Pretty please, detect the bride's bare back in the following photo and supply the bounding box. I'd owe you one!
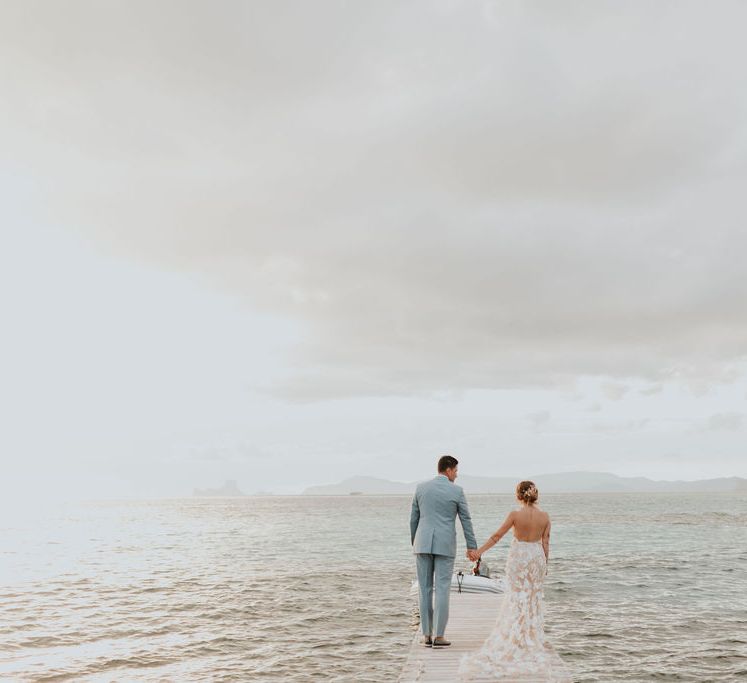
[512,505,550,542]
[478,505,552,560]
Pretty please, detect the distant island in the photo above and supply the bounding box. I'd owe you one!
[191,480,277,496]
[302,471,747,495]
[193,479,247,497]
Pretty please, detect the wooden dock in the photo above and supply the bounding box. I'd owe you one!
[399,589,503,682]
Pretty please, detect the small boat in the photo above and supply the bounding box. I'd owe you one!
[410,561,505,596]
[450,570,504,594]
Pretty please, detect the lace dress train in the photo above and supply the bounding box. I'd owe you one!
[458,539,571,682]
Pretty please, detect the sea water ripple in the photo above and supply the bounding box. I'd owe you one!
[1,493,746,681]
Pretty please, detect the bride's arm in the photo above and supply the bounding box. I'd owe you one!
[542,517,551,562]
[476,511,514,557]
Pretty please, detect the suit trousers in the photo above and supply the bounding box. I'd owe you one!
[415,553,455,637]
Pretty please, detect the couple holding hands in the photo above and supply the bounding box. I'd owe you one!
[409,455,570,681]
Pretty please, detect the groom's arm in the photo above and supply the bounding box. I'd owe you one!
[409,492,420,545]
[457,488,477,550]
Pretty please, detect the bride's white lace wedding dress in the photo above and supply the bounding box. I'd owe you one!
[458,539,571,682]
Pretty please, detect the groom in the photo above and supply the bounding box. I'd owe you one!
[410,455,478,648]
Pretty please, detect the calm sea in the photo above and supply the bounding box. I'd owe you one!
[1,493,746,681]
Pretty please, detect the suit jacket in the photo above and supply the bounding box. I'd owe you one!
[410,474,477,557]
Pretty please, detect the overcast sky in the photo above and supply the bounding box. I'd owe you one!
[2,1,746,500]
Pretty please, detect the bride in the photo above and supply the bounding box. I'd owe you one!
[458,481,571,682]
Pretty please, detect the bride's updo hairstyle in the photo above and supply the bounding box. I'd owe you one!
[516,480,539,505]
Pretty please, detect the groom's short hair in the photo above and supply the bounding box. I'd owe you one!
[437,455,458,472]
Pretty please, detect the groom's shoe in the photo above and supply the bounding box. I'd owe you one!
[432,637,451,648]
[422,636,432,647]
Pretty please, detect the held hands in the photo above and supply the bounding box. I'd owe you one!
[466,548,481,562]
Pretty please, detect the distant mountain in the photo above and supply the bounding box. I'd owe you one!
[302,471,747,495]
[193,479,247,497]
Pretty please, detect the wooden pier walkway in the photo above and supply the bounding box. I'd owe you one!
[399,589,503,682]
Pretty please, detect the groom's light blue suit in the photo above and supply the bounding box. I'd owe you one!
[410,474,477,638]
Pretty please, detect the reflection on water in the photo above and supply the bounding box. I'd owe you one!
[1,493,746,681]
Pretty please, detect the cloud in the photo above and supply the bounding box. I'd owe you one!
[3,2,747,399]
[590,418,651,434]
[706,412,744,431]
[639,384,664,396]
[601,383,630,401]
[526,410,551,432]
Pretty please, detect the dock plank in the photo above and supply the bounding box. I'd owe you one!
[399,590,503,682]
